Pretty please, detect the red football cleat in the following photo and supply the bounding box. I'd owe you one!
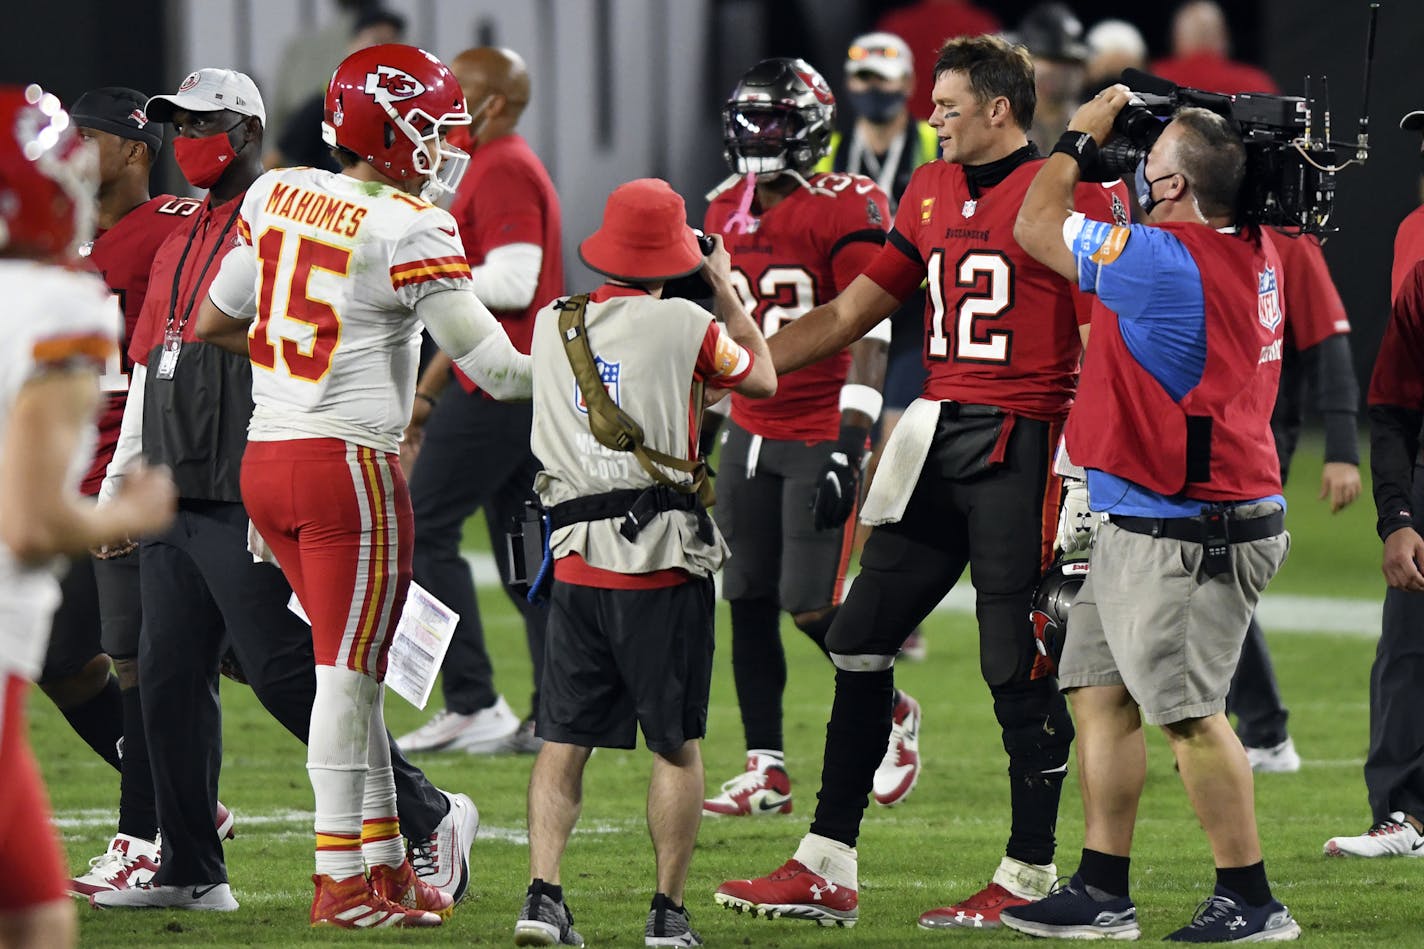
[715,859,858,927]
[370,860,454,919]
[310,873,442,929]
[918,881,1030,930]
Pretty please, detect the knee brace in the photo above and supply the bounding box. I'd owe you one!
[992,678,1074,777]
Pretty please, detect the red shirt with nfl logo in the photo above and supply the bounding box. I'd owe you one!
[706,171,891,442]
[864,151,1130,420]
[81,194,201,495]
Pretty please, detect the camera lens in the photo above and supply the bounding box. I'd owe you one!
[1114,105,1164,147]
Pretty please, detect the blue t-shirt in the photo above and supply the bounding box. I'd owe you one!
[1069,217,1284,516]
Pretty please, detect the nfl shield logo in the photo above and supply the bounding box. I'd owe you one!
[1257,266,1282,333]
[575,356,621,413]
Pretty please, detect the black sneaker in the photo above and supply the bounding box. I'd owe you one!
[1165,885,1301,942]
[514,882,584,947]
[999,873,1140,940]
[645,893,702,947]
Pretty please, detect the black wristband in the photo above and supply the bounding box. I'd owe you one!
[1051,130,1099,173]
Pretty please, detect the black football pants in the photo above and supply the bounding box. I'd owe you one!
[138,501,446,886]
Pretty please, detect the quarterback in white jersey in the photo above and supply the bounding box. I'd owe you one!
[0,84,175,948]
[195,45,529,928]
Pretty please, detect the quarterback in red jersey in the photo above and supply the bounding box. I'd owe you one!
[699,57,914,822]
[714,35,1130,931]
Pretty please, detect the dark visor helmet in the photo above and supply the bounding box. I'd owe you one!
[722,57,836,176]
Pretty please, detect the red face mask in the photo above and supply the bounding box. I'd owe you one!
[173,132,239,189]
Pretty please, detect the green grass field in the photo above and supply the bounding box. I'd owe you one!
[34,436,1424,946]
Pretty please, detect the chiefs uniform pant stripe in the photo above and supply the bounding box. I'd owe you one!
[350,447,397,676]
[366,450,402,675]
[340,445,376,671]
[1037,420,1065,572]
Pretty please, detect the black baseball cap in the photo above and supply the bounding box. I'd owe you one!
[70,87,164,152]
[1402,110,1424,132]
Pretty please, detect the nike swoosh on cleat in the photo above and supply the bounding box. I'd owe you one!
[1412,838,1424,851]
[191,884,220,899]
[756,796,791,812]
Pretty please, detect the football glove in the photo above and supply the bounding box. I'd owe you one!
[812,424,868,531]
[1056,477,1098,555]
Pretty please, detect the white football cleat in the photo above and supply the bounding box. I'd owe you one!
[396,697,520,753]
[68,834,160,897]
[91,881,239,911]
[703,758,793,817]
[1324,812,1424,857]
[409,790,480,903]
[1244,737,1301,774]
[873,692,921,807]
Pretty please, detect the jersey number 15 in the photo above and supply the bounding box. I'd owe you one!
[250,226,348,382]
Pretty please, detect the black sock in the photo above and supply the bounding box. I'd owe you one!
[60,673,123,771]
[115,683,158,840]
[1078,848,1131,900]
[792,607,836,659]
[1216,862,1272,907]
[808,666,895,848]
[729,599,787,751]
[651,892,685,913]
[531,879,564,904]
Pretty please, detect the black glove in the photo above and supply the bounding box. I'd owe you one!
[811,424,868,531]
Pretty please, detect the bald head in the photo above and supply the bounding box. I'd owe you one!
[452,47,531,135]
[1172,1,1229,57]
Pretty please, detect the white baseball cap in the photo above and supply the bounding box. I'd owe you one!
[845,32,913,82]
[146,68,266,126]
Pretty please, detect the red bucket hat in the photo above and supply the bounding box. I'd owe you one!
[579,178,703,282]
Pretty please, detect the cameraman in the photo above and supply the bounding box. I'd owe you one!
[1003,87,1300,941]
[516,178,774,947]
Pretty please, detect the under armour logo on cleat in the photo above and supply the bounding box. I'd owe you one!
[808,883,838,901]
[1227,916,1247,930]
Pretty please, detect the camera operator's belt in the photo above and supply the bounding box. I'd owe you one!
[549,486,713,545]
[1108,509,1283,544]
[557,294,713,507]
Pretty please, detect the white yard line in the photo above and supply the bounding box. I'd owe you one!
[463,553,1385,637]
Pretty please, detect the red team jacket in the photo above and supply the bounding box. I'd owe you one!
[863,157,1130,421]
[706,171,891,442]
[81,194,200,495]
[1068,223,1285,500]
[1270,230,1351,352]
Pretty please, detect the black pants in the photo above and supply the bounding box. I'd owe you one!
[1227,614,1290,748]
[410,390,546,717]
[1366,472,1424,823]
[139,501,445,885]
[810,412,1073,864]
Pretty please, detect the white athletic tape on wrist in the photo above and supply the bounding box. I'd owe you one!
[839,384,883,423]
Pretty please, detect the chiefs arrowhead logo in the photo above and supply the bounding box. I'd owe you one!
[363,65,426,103]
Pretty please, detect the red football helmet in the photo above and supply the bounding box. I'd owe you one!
[322,44,471,207]
[0,84,96,259]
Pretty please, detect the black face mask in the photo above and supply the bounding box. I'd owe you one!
[848,88,907,125]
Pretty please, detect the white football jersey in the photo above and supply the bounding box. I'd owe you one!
[216,166,474,453]
[0,260,115,680]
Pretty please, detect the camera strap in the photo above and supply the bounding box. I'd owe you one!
[555,294,714,507]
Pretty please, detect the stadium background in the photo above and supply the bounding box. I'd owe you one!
[0,0,1419,389]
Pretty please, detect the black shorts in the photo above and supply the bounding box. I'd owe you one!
[41,556,101,682]
[715,422,854,613]
[538,577,715,754]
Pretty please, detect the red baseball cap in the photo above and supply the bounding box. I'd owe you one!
[579,178,703,282]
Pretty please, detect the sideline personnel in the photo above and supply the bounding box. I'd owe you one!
[1002,86,1299,941]
[516,178,774,948]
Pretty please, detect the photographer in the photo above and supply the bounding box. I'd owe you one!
[1003,86,1300,941]
[516,178,773,947]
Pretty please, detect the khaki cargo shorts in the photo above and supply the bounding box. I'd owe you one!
[1057,503,1290,725]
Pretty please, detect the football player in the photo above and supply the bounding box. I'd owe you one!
[699,58,914,820]
[195,44,530,928]
[0,83,175,949]
[714,34,1131,930]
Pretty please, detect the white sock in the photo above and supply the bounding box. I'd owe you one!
[993,855,1057,900]
[361,689,405,870]
[310,665,378,881]
[793,833,858,890]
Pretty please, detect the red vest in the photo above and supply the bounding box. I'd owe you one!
[1066,223,1283,500]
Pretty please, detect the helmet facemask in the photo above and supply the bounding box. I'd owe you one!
[722,101,816,178]
[384,103,471,209]
[13,86,97,256]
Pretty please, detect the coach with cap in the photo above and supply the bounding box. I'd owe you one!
[515,178,774,947]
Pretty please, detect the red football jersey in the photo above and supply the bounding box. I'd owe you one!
[1369,259,1424,410]
[1268,229,1350,352]
[707,172,891,441]
[1392,205,1424,303]
[864,159,1129,419]
[80,194,201,495]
